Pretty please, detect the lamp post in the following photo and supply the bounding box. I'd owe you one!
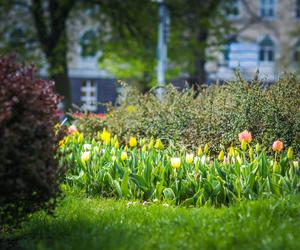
[156,0,169,100]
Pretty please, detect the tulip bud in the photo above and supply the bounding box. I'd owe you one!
[287,147,293,160]
[255,143,261,153]
[186,153,194,164]
[171,157,181,169]
[272,140,284,153]
[197,147,203,157]
[249,147,254,162]
[129,136,137,147]
[142,145,147,153]
[229,146,234,158]
[148,137,154,150]
[218,150,224,162]
[204,144,209,154]
[114,140,119,149]
[121,151,128,161]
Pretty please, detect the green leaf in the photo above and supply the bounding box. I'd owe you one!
[121,170,130,198]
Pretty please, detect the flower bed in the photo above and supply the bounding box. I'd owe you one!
[59,126,300,207]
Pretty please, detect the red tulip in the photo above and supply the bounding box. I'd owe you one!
[272,140,283,152]
[238,130,252,143]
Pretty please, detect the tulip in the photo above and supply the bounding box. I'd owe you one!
[249,147,254,162]
[197,147,203,157]
[272,140,283,152]
[185,153,194,164]
[255,143,261,153]
[229,146,234,157]
[121,151,128,161]
[154,139,164,150]
[81,151,90,163]
[287,147,293,160]
[204,144,209,154]
[142,145,147,153]
[171,157,181,169]
[68,125,78,135]
[83,144,91,151]
[129,136,137,147]
[238,130,252,143]
[218,150,224,162]
[112,155,117,162]
[148,137,154,150]
[114,140,119,149]
[100,128,111,145]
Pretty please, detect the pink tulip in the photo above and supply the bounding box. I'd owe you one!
[272,140,283,152]
[68,125,78,135]
[238,130,252,143]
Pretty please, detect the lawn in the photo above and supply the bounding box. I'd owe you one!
[8,188,300,250]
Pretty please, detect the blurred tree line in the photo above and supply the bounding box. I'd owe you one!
[0,0,236,109]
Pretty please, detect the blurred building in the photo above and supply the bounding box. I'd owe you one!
[207,0,300,81]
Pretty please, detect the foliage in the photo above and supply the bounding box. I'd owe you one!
[75,74,300,154]
[59,129,300,207]
[11,190,300,250]
[0,57,64,225]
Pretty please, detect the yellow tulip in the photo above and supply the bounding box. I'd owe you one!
[204,144,209,154]
[255,143,261,153]
[185,153,194,164]
[114,140,119,149]
[81,151,90,163]
[100,128,111,145]
[218,150,224,162]
[287,147,293,160]
[129,136,137,147]
[249,147,254,162]
[142,145,147,153]
[197,147,203,157]
[154,139,164,150]
[148,137,154,150]
[121,151,128,161]
[229,146,234,158]
[171,157,181,169]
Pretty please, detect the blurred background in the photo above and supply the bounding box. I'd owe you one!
[1,0,300,112]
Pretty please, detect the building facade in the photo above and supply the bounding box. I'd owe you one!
[207,0,300,81]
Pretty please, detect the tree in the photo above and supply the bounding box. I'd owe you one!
[0,0,152,109]
[165,0,233,86]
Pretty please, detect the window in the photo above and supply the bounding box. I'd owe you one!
[80,30,97,57]
[223,37,238,63]
[259,36,275,62]
[81,80,98,112]
[296,0,300,18]
[294,40,300,61]
[260,0,275,17]
[224,0,239,18]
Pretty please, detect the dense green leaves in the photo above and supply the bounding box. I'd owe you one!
[59,131,300,207]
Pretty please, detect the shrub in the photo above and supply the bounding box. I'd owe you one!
[0,56,63,225]
[74,74,300,155]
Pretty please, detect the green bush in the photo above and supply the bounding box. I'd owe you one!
[75,74,300,154]
[0,56,64,225]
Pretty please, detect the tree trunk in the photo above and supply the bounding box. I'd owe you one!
[46,40,72,111]
[188,30,208,90]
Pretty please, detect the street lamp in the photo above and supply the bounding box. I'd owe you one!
[155,0,169,100]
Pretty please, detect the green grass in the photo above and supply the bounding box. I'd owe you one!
[9,189,300,250]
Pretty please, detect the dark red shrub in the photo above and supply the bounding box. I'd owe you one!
[0,56,64,224]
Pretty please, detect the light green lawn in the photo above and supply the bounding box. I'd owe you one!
[15,189,300,250]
